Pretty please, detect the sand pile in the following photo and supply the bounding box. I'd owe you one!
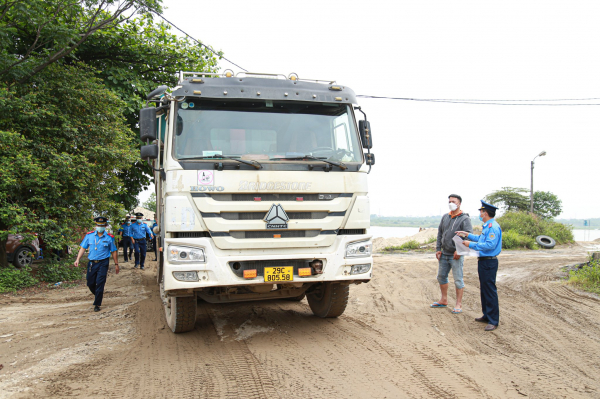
[372,228,438,252]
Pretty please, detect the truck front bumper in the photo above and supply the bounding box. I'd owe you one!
[162,234,373,292]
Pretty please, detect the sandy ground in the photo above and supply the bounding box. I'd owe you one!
[372,228,438,251]
[1,244,600,398]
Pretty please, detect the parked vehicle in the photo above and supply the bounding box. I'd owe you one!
[6,234,40,268]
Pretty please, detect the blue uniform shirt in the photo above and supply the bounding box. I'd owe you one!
[119,223,133,237]
[467,219,502,257]
[131,222,153,239]
[80,231,117,260]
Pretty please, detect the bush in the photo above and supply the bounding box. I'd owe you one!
[496,211,574,245]
[568,259,600,294]
[37,257,85,284]
[502,230,537,249]
[0,267,39,293]
[384,240,421,251]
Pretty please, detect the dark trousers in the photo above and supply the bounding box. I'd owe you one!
[87,258,109,306]
[151,236,157,259]
[134,239,147,267]
[478,258,499,325]
[122,236,132,262]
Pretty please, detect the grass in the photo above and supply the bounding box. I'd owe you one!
[568,258,600,294]
[0,255,85,293]
[384,240,421,251]
[497,211,574,250]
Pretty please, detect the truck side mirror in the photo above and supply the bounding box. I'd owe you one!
[365,153,375,166]
[358,120,373,149]
[141,144,158,160]
[140,108,157,141]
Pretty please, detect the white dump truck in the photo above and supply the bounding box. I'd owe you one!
[139,71,375,333]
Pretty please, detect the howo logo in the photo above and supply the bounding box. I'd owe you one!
[264,204,289,229]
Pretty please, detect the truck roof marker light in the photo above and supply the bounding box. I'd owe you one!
[284,92,288,97]
[243,269,257,279]
[191,78,204,83]
[329,86,342,91]
[313,94,317,99]
[273,234,281,238]
[257,91,261,96]
[288,73,298,81]
[224,69,234,78]
[224,91,228,95]
[335,97,342,101]
[193,90,201,95]
[298,268,312,277]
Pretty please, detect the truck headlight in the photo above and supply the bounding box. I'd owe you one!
[173,271,199,281]
[350,264,371,275]
[168,245,205,263]
[345,241,372,258]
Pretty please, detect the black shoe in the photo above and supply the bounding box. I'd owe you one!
[153,259,157,261]
[475,316,489,323]
[134,265,138,269]
[94,305,101,312]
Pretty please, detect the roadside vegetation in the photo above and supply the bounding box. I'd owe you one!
[497,211,574,249]
[0,257,85,293]
[568,258,600,294]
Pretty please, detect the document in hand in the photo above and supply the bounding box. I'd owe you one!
[453,235,480,257]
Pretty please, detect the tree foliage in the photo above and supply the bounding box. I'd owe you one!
[142,192,157,214]
[0,0,220,267]
[485,187,563,219]
[0,63,137,266]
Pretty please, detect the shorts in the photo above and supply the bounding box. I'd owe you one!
[437,254,465,289]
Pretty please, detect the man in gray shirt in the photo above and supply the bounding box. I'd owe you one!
[431,194,473,313]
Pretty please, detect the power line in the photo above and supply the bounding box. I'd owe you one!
[150,11,248,72]
[356,95,600,106]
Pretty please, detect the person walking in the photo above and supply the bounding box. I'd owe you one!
[131,212,154,270]
[118,216,134,263]
[456,200,502,331]
[431,194,473,313]
[74,217,119,312]
[151,215,158,261]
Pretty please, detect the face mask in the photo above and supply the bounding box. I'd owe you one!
[127,221,131,225]
[96,226,106,233]
[479,216,483,222]
[137,219,142,224]
[448,203,458,211]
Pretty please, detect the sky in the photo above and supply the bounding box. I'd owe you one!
[138,0,600,219]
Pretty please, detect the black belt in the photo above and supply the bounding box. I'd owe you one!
[478,256,497,260]
[90,258,109,264]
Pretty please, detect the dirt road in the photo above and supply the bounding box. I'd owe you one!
[1,245,599,398]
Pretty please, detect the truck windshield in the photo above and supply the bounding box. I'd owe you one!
[174,99,362,163]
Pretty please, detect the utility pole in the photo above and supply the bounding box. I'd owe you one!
[530,151,547,213]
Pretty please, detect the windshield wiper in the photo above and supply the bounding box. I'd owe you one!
[178,155,261,169]
[270,155,347,170]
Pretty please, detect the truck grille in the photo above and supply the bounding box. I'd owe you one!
[229,259,313,277]
[203,211,342,220]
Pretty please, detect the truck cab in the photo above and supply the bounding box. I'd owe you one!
[140,71,375,333]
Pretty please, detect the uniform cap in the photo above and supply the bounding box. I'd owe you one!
[94,216,109,225]
[478,200,498,212]
[125,215,131,219]
[135,212,144,218]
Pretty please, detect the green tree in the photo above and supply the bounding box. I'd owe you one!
[484,187,530,212]
[142,192,157,214]
[533,191,562,219]
[0,63,137,267]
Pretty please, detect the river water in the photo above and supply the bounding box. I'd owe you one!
[368,226,599,242]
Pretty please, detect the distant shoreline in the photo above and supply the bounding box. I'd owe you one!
[370,216,600,230]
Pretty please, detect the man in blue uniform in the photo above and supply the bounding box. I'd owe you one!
[74,217,120,312]
[118,216,134,263]
[131,212,154,270]
[456,200,502,331]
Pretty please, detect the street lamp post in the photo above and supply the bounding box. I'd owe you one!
[530,151,547,213]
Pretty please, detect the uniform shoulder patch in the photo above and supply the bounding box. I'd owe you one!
[488,223,492,228]
[490,233,495,239]
[86,231,94,235]
[108,233,114,238]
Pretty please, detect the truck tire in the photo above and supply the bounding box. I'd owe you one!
[307,282,349,318]
[161,282,197,333]
[13,247,34,269]
[535,235,556,249]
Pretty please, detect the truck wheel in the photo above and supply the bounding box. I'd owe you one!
[307,282,349,318]
[13,247,33,269]
[161,283,197,333]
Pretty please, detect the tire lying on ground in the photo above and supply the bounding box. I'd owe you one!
[535,235,556,249]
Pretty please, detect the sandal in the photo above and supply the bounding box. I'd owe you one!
[430,302,447,308]
[451,308,462,314]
